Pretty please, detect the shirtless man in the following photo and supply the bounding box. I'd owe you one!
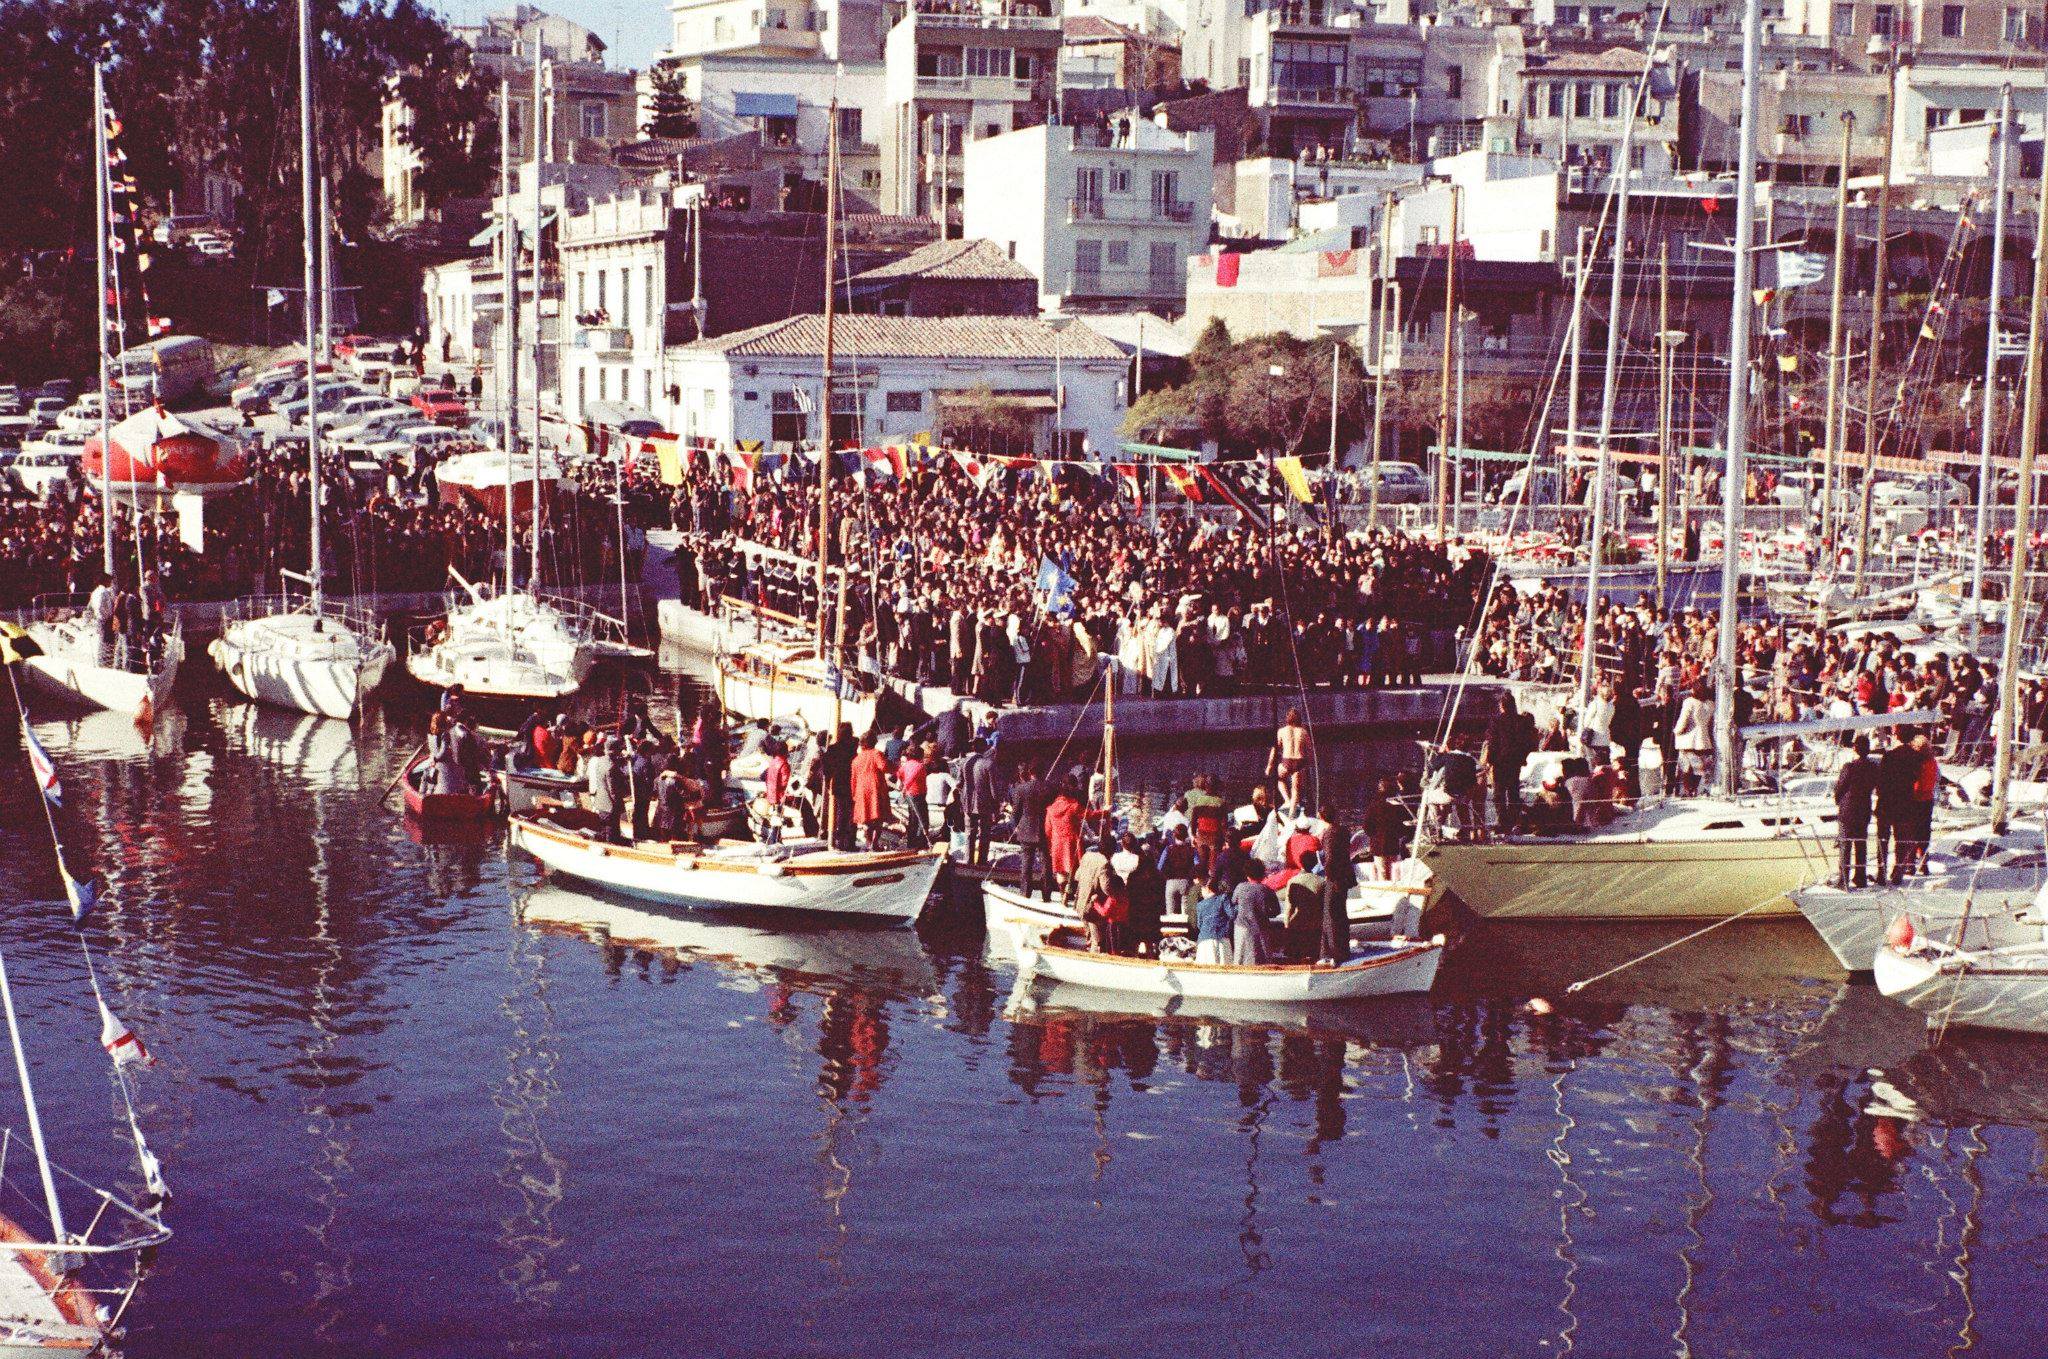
[1269,708,1312,812]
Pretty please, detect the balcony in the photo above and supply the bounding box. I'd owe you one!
[1268,84,1355,110]
[915,72,1039,99]
[1065,197,1198,224]
[577,326,635,356]
[1067,269,1185,300]
[909,7,1061,29]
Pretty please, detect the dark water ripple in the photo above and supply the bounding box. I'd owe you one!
[0,676,2042,1358]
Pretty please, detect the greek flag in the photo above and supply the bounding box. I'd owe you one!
[22,729,60,807]
[1777,252,1827,288]
[1996,328,2028,359]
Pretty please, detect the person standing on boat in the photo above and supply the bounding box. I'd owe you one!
[850,734,890,851]
[818,723,858,851]
[1670,681,1713,796]
[584,738,622,843]
[1229,868,1281,966]
[1157,825,1197,926]
[1905,729,1938,879]
[1316,805,1353,964]
[1193,878,1235,965]
[1270,709,1312,812]
[759,742,792,844]
[1481,693,1535,832]
[1008,762,1054,897]
[1874,731,1919,886]
[962,740,1001,867]
[1831,735,1878,890]
[1045,780,1086,907]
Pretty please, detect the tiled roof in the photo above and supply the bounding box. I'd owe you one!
[1062,14,1170,43]
[852,238,1037,282]
[679,313,1127,361]
[1528,44,1650,74]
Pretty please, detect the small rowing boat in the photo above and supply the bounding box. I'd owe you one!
[496,764,747,839]
[403,749,500,823]
[508,806,944,921]
[997,916,1445,1003]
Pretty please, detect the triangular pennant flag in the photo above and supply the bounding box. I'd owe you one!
[134,1130,169,1203]
[1162,464,1205,501]
[1777,354,1798,373]
[1113,463,1143,503]
[98,1000,150,1069]
[58,861,96,925]
[1273,454,1315,503]
[1919,323,1939,341]
[0,621,43,666]
[22,728,61,807]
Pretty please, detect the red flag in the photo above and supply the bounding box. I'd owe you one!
[1215,252,1241,287]
[950,448,999,490]
[1162,464,1204,501]
[1113,462,1143,503]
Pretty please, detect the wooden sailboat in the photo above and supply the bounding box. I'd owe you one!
[209,0,394,721]
[1000,918,1445,1003]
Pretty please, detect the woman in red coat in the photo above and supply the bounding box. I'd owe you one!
[850,734,891,850]
[1044,780,1086,905]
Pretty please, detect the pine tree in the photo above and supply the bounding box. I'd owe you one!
[643,59,698,139]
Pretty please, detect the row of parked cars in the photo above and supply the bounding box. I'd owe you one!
[0,380,106,498]
[230,347,475,478]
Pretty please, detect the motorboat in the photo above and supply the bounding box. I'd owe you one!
[997,916,1445,1003]
[210,595,393,721]
[715,637,878,736]
[508,805,943,921]
[1790,820,2047,971]
[17,597,182,717]
[1420,792,1839,921]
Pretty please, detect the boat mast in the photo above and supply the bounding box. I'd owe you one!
[531,44,545,594]
[299,0,324,612]
[1655,240,1671,606]
[499,78,516,606]
[1989,80,2048,836]
[1574,79,1642,720]
[1853,52,1901,595]
[93,60,114,579]
[1970,85,2013,654]
[1818,112,1853,554]
[0,950,67,1256]
[1714,0,1764,796]
[816,99,839,655]
[1433,184,1459,539]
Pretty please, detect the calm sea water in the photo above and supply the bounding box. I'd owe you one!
[1,659,2045,1358]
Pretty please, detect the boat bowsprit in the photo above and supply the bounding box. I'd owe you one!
[998,916,1445,1003]
[508,807,944,921]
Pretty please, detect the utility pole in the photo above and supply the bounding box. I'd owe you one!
[1434,185,1460,538]
[1854,47,1901,593]
[1819,112,1854,553]
[1970,84,2014,653]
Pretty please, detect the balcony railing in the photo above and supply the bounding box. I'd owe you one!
[910,8,1061,29]
[1068,270,1185,298]
[1268,84,1354,108]
[577,326,635,355]
[915,72,1038,97]
[1065,198,1198,224]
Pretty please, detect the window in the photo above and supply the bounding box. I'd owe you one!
[1238,57,1251,86]
[1149,240,1179,281]
[771,390,806,444]
[1151,169,1181,212]
[597,269,607,315]
[763,114,796,145]
[1833,3,1855,34]
[1556,3,1581,19]
[917,48,963,76]
[619,269,631,330]
[1781,112,1813,137]
[1548,82,1565,117]
[1871,3,1896,34]
[646,265,656,328]
[599,367,609,400]
[713,15,731,39]
[1526,85,1540,116]
[1446,63,1463,98]
[1273,39,1345,91]
[644,370,654,407]
[886,391,922,414]
[1629,144,1645,169]
[576,271,587,310]
[1574,81,1592,118]
[1356,58,1422,97]
[837,107,863,143]
[1107,168,1131,193]
[1603,82,1621,118]
[577,368,586,415]
[580,101,606,139]
[964,46,1013,77]
[1075,167,1104,214]
[1107,240,1130,266]
[1016,53,1037,81]
[1941,2,1964,35]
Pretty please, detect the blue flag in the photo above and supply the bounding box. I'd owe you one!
[1034,556,1077,617]
[22,728,61,807]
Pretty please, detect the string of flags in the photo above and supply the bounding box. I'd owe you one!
[101,96,171,343]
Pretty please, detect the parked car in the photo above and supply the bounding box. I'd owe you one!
[0,414,34,446]
[0,385,20,409]
[55,396,104,435]
[190,232,235,259]
[411,387,470,426]
[1871,473,1969,511]
[11,447,82,499]
[312,395,411,432]
[28,397,67,429]
[151,214,218,247]
[276,383,369,426]
[330,409,431,446]
[1356,461,1432,505]
[1498,465,1566,506]
[36,379,75,403]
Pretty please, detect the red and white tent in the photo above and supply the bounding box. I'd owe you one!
[83,405,247,497]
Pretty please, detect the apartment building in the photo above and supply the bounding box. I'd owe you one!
[1512,44,1679,176]
[1779,0,2043,60]
[961,118,1215,312]
[878,0,1065,219]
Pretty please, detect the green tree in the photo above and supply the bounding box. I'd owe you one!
[642,58,698,139]
[939,385,1037,455]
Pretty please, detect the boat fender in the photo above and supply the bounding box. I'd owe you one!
[134,694,154,735]
[760,862,786,877]
[1884,914,1916,953]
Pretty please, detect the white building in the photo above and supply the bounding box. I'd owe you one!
[1889,62,2047,181]
[1229,155,1421,238]
[664,0,888,64]
[962,118,1214,314]
[677,55,890,198]
[560,186,689,430]
[664,313,1129,455]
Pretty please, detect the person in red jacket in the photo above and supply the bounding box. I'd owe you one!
[1905,728,1939,877]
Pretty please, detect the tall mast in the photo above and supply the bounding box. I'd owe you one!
[93,61,114,579]
[1970,85,2013,654]
[299,0,324,611]
[499,78,515,603]
[1853,54,1901,593]
[1990,78,2048,836]
[318,177,333,367]
[531,45,546,593]
[1714,0,1764,795]
[1818,112,1854,554]
[1574,82,1642,719]
[816,99,839,654]
[1656,240,1671,606]
[1433,185,1460,538]
[0,952,66,1255]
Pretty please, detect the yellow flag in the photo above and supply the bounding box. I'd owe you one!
[651,435,684,486]
[1274,455,1315,503]
[1777,354,1798,373]
[1920,323,1939,341]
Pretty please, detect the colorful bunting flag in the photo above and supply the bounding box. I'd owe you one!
[23,728,61,807]
[1273,455,1315,504]
[97,1000,150,1069]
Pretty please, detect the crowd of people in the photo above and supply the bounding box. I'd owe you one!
[663,461,1495,704]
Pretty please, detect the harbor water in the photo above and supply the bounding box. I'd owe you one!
[1,660,2045,1357]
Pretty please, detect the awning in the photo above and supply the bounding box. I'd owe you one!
[1442,446,1530,463]
[468,207,558,249]
[734,91,799,119]
[1118,441,1204,462]
[937,391,1058,412]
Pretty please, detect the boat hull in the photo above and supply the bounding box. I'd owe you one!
[403,753,499,823]
[20,623,180,717]
[1420,831,1833,921]
[210,623,393,720]
[509,815,943,921]
[1874,943,2048,1036]
[979,876,1428,949]
[1000,918,1444,1002]
[715,662,877,736]
[496,767,746,839]
[1792,883,2042,972]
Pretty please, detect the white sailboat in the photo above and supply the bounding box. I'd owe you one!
[1421,6,1848,922]
[407,79,593,705]
[19,74,182,720]
[209,0,393,721]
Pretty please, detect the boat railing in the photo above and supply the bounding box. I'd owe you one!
[11,595,181,676]
[405,615,567,674]
[534,591,628,648]
[218,591,384,641]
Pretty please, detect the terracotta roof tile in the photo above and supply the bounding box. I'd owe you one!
[852,238,1038,282]
[679,313,1127,360]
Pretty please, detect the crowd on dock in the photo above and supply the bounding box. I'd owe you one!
[664,463,1495,702]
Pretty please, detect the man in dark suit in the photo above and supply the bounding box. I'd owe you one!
[819,723,859,851]
[1481,692,1536,833]
[1009,761,1055,899]
[934,702,971,760]
[1874,730,1920,886]
[1316,805,1355,964]
[961,739,1002,867]
[1832,734,1878,889]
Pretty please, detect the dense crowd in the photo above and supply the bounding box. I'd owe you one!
[661,463,1495,704]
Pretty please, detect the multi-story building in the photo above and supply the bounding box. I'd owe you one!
[878,0,1066,219]
[1061,15,1184,91]
[961,117,1214,312]
[1511,44,1679,176]
[668,56,889,201]
[665,0,890,64]
[1688,67,1889,181]
[383,5,640,225]
[1887,61,2048,181]
[1779,0,2042,61]
[663,313,1129,454]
